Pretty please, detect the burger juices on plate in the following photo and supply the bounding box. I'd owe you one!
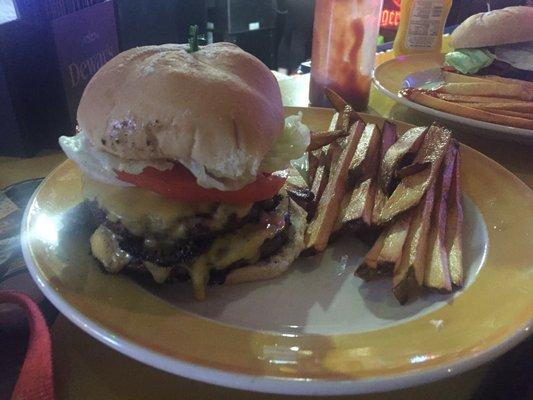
[445,6,533,82]
[59,43,310,300]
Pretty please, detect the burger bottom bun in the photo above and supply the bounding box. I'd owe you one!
[224,201,307,285]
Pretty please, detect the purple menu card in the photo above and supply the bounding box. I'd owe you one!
[52,0,119,123]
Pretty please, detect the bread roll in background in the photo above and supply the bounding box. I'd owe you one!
[450,6,533,49]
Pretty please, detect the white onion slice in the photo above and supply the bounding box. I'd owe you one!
[494,42,533,72]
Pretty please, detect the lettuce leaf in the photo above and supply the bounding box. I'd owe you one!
[59,131,172,187]
[444,48,494,75]
[261,112,310,173]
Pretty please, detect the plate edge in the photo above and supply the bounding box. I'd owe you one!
[19,161,532,395]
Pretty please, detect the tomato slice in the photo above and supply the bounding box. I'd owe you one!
[441,65,457,73]
[115,164,286,204]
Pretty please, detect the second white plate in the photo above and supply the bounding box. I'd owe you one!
[372,53,533,142]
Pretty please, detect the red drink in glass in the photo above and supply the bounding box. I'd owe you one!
[309,0,384,110]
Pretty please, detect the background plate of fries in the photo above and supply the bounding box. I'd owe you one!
[22,107,532,395]
[373,53,533,141]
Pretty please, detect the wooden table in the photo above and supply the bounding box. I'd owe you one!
[1,49,531,400]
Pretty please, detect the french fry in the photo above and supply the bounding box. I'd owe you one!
[372,121,399,225]
[379,121,399,156]
[325,87,349,112]
[482,108,533,120]
[337,124,382,231]
[349,123,381,181]
[286,166,313,210]
[335,105,360,132]
[308,129,349,151]
[379,126,427,195]
[380,167,432,225]
[441,71,488,84]
[445,147,464,287]
[329,112,339,131]
[424,144,456,292]
[482,75,533,91]
[325,88,360,121]
[308,115,339,205]
[308,148,333,220]
[307,150,321,185]
[380,121,399,156]
[315,89,467,304]
[286,187,315,210]
[396,162,431,180]
[453,102,533,114]
[440,71,533,92]
[356,210,413,280]
[305,120,365,252]
[435,82,533,101]
[403,90,533,130]
[379,124,451,225]
[435,93,528,104]
[306,89,471,304]
[393,179,438,304]
[335,109,350,132]
[308,113,347,206]
[355,227,386,280]
[377,211,412,271]
[338,178,374,229]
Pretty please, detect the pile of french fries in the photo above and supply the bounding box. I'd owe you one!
[400,71,533,130]
[290,89,464,304]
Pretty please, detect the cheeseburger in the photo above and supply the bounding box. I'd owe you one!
[445,6,533,82]
[59,43,310,300]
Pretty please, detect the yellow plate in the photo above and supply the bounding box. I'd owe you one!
[22,107,533,395]
[372,53,533,141]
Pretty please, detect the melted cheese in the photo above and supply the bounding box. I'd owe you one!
[86,176,288,300]
[82,175,252,237]
[144,261,172,283]
[90,225,132,273]
[90,225,171,282]
[90,219,280,298]
[190,205,287,300]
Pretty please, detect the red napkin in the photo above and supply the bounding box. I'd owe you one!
[0,291,55,400]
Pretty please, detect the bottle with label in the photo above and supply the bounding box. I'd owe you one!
[309,0,384,110]
[393,0,452,56]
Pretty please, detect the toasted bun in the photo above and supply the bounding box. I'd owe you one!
[77,43,284,181]
[450,6,533,49]
[225,201,307,284]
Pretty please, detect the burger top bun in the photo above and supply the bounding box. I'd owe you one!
[450,6,533,49]
[77,43,284,182]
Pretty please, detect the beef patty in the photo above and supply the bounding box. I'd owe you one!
[87,195,291,285]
